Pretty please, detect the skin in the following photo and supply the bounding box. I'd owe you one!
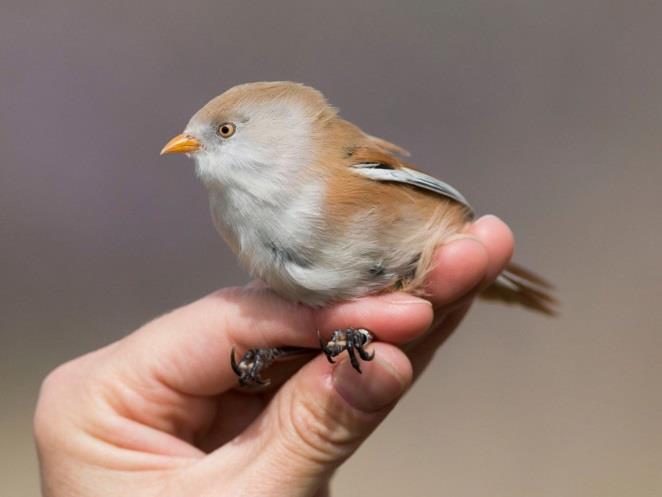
[34,215,513,497]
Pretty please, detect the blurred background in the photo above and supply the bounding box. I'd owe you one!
[2,1,661,495]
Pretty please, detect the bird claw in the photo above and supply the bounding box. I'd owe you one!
[230,346,313,387]
[230,348,274,387]
[319,328,375,374]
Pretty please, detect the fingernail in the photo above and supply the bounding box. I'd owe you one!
[333,352,407,413]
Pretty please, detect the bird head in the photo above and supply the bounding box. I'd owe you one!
[161,81,336,187]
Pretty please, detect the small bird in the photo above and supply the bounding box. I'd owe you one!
[161,81,556,386]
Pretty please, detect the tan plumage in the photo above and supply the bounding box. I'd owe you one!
[316,114,555,313]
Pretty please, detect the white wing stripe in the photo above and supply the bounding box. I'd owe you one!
[350,164,473,213]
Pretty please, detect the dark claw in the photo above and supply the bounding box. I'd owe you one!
[357,346,375,362]
[347,345,361,373]
[231,348,273,388]
[231,346,313,387]
[319,328,374,374]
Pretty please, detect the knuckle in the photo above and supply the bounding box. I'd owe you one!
[33,349,110,444]
[33,360,80,442]
[38,359,80,399]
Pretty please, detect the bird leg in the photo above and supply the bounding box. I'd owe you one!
[231,347,312,387]
[318,328,375,373]
[231,328,375,387]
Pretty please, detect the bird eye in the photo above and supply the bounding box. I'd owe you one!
[217,122,236,138]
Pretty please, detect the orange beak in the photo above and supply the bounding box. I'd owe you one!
[160,134,201,155]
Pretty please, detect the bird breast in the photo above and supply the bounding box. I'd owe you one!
[206,173,422,306]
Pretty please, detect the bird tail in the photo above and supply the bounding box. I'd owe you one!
[479,262,558,316]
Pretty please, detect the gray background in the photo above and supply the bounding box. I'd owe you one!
[2,1,661,495]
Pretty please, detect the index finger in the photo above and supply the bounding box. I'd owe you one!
[113,286,433,397]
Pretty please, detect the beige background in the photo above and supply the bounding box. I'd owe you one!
[2,1,661,495]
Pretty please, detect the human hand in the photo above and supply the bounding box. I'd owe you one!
[34,215,513,497]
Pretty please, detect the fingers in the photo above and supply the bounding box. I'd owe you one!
[200,343,412,497]
[67,214,512,453]
[424,214,514,309]
[424,237,489,309]
[466,214,514,285]
[114,287,432,398]
[42,285,430,455]
[314,292,433,345]
[407,215,515,376]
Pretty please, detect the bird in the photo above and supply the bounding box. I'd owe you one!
[160,81,556,386]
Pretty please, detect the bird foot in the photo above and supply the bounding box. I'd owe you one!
[231,346,310,387]
[230,329,375,387]
[318,328,375,373]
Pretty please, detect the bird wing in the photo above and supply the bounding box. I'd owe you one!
[350,162,474,215]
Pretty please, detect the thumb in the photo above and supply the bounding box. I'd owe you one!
[238,343,412,496]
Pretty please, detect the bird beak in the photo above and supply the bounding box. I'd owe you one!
[160,134,201,155]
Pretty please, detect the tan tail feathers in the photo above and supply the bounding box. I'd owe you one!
[480,262,558,316]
